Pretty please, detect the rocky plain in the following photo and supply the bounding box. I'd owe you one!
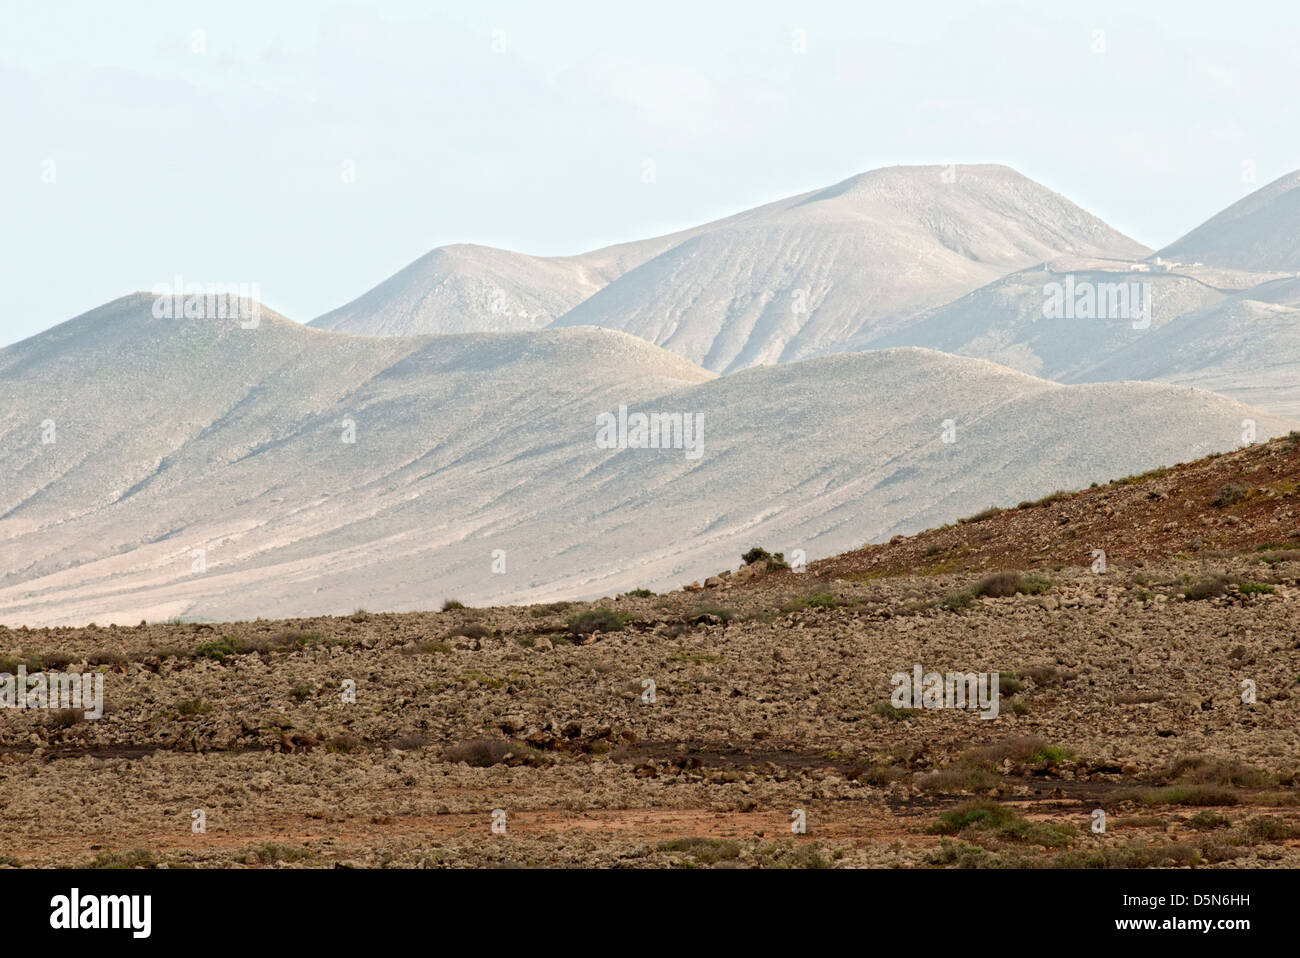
[2,433,1298,869]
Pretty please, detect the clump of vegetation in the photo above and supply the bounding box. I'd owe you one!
[1053,842,1200,868]
[1187,810,1231,831]
[1114,690,1164,705]
[175,697,212,716]
[1017,489,1068,509]
[871,701,917,722]
[1156,756,1274,789]
[928,838,1006,868]
[692,607,735,624]
[0,653,48,673]
[930,801,1075,848]
[529,601,572,617]
[1258,549,1300,566]
[741,547,789,571]
[1179,574,1271,601]
[959,506,1003,524]
[47,708,86,729]
[938,589,974,611]
[193,631,323,662]
[1114,465,1170,486]
[960,736,1075,769]
[753,841,833,869]
[1025,743,1075,763]
[847,761,909,786]
[444,737,549,768]
[448,624,491,640]
[781,592,840,612]
[1020,664,1072,687]
[657,837,743,866]
[940,571,1052,610]
[87,849,159,869]
[622,588,655,598]
[1120,785,1242,807]
[1241,815,1300,841]
[441,599,466,611]
[916,766,999,793]
[407,638,451,655]
[667,650,720,664]
[975,571,1052,597]
[567,608,632,636]
[1179,575,1229,601]
[245,842,313,865]
[1238,581,1275,595]
[1212,483,1249,507]
[87,650,128,668]
[274,631,324,648]
[325,733,362,754]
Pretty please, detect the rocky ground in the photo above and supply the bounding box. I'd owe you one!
[2,437,1299,869]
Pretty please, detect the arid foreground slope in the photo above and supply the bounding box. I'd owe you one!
[2,435,1299,868]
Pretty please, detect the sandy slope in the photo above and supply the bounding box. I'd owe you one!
[309,245,610,335]
[1160,170,1300,273]
[1,296,1291,626]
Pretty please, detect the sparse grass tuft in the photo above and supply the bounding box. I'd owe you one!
[88,849,159,869]
[245,842,313,865]
[1157,757,1274,789]
[1181,575,1231,601]
[1187,810,1231,831]
[1212,483,1249,507]
[871,701,917,722]
[193,631,323,662]
[657,837,743,866]
[962,736,1074,768]
[1017,489,1068,509]
[567,608,632,636]
[325,733,362,754]
[444,737,550,767]
[1120,785,1243,807]
[781,592,840,612]
[942,571,1053,610]
[1240,815,1300,841]
[1259,549,1300,566]
[930,801,1074,848]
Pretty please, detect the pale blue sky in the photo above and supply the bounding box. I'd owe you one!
[3,0,1297,346]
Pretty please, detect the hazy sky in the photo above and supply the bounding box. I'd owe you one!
[3,0,1298,346]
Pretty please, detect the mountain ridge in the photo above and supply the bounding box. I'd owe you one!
[2,296,1291,626]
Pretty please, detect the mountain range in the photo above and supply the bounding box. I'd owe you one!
[2,164,1298,625]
